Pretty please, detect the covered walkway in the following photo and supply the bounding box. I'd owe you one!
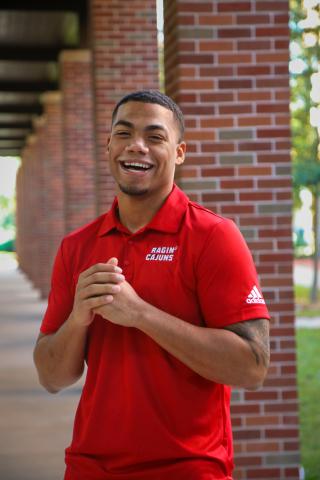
[0,254,82,480]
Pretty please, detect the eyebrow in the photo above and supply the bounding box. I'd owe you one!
[113,120,168,134]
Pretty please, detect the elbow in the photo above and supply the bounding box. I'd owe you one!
[33,351,62,394]
[245,379,264,391]
[38,376,61,394]
[35,364,62,394]
[244,363,269,391]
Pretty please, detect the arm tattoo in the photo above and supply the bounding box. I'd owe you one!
[224,319,270,369]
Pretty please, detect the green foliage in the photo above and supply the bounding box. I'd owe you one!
[0,194,15,231]
[296,328,320,479]
[290,0,320,208]
[0,238,15,252]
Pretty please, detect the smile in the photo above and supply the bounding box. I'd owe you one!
[120,161,154,172]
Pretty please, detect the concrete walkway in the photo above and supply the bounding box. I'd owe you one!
[0,255,82,480]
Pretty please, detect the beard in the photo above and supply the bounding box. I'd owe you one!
[118,182,149,196]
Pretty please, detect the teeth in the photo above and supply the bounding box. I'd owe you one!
[123,162,151,169]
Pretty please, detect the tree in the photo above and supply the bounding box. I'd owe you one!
[290,0,320,302]
[0,194,16,251]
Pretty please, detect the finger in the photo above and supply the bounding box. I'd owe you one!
[83,294,114,310]
[107,257,118,266]
[79,262,122,281]
[79,283,121,300]
[79,272,125,289]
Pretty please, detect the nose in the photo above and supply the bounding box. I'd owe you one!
[126,136,149,154]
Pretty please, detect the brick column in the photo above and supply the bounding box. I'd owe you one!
[17,135,39,286]
[39,92,65,298]
[30,116,48,292]
[60,50,97,232]
[15,163,23,270]
[164,1,299,479]
[90,0,159,212]
[16,144,30,278]
[17,125,46,291]
[27,134,41,289]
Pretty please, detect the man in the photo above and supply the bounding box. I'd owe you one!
[34,90,270,480]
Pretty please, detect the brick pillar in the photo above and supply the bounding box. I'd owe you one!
[15,163,22,269]
[90,0,159,212]
[28,134,41,288]
[30,116,48,292]
[17,135,39,285]
[16,145,30,278]
[60,50,97,232]
[39,92,65,298]
[164,1,299,479]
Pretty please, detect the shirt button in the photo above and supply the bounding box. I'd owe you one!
[124,260,129,266]
[128,240,133,246]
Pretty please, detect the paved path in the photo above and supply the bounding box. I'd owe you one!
[0,255,82,480]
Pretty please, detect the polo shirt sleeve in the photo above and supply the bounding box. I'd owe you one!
[196,218,270,328]
[40,239,74,334]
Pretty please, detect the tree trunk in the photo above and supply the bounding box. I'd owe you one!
[311,183,320,302]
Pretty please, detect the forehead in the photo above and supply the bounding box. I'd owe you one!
[113,101,176,129]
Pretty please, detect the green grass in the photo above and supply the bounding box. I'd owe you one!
[296,329,320,480]
[295,284,320,317]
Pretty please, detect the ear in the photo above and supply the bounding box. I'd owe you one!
[175,142,186,166]
[106,136,111,154]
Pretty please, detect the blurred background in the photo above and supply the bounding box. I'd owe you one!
[0,1,320,479]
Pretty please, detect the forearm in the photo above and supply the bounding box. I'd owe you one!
[136,302,268,389]
[33,313,88,393]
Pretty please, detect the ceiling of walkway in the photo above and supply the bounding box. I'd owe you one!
[0,0,87,157]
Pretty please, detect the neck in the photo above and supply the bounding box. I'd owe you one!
[116,186,173,233]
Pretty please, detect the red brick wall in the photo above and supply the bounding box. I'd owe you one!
[31,116,50,294]
[17,102,64,299]
[60,50,97,232]
[16,137,36,283]
[38,92,65,298]
[17,128,48,292]
[89,0,159,212]
[164,1,299,478]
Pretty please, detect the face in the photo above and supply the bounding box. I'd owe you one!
[107,101,186,200]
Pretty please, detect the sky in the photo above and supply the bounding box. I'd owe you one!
[0,157,20,198]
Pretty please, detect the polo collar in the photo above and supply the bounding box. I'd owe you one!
[98,184,189,236]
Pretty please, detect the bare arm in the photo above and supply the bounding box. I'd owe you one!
[94,281,270,390]
[33,319,88,393]
[33,259,125,393]
[137,306,269,389]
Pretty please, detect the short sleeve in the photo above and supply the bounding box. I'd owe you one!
[40,239,74,334]
[196,219,270,328]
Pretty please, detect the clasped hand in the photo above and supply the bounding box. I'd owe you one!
[72,257,143,328]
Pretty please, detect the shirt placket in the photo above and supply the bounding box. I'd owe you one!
[121,235,135,283]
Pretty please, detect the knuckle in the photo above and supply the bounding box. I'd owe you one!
[86,297,96,308]
[92,272,100,282]
[87,284,95,295]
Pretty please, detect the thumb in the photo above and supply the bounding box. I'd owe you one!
[107,257,118,266]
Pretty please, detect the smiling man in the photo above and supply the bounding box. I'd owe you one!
[34,90,270,480]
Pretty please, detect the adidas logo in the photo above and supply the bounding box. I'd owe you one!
[246,285,265,304]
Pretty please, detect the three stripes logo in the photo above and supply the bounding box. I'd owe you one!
[246,285,265,304]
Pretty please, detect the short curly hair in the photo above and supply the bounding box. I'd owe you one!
[111,90,185,142]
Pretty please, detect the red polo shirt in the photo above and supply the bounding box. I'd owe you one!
[40,185,270,480]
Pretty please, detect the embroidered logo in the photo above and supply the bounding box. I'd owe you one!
[246,285,265,304]
[145,246,178,262]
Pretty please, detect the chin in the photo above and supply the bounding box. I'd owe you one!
[118,183,149,196]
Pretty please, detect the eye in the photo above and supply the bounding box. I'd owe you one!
[148,135,164,142]
[115,130,130,137]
